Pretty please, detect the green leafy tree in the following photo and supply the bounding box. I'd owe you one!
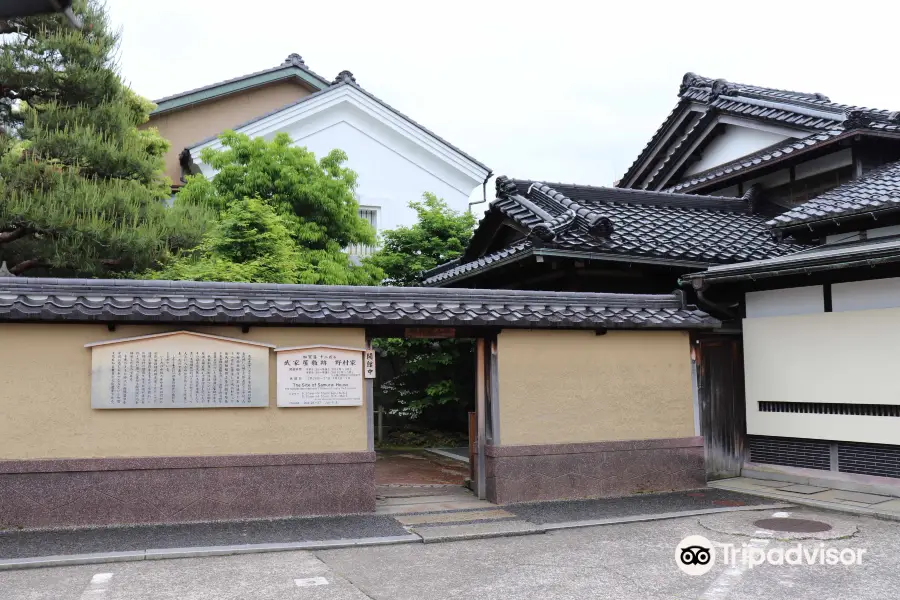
[145,198,301,283]
[366,194,477,419]
[176,132,381,285]
[366,192,475,286]
[0,0,212,276]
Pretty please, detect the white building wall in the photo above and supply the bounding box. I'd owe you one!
[280,106,478,232]
[744,305,900,445]
[745,286,823,318]
[685,125,790,176]
[832,277,900,312]
[193,92,486,236]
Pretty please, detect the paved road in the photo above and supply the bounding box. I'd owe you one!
[3,506,897,599]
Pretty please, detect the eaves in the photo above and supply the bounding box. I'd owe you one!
[188,84,490,183]
[672,129,900,194]
[431,246,713,287]
[151,67,329,116]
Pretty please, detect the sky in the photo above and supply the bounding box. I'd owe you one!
[107,0,900,195]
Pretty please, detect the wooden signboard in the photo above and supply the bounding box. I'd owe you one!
[276,345,366,407]
[86,331,272,409]
[364,350,376,379]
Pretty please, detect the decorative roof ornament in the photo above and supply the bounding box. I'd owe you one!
[283,53,307,67]
[888,111,900,123]
[814,92,831,102]
[528,182,616,240]
[0,261,13,277]
[332,70,357,85]
[586,214,615,238]
[532,210,577,242]
[742,183,763,215]
[495,175,518,199]
[709,78,734,101]
[679,72,698,95]
[843,109,871,129]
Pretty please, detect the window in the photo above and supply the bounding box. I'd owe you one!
[347,206,380,258]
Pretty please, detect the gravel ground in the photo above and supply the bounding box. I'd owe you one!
[0,515,408,559]
[507,488,778,524]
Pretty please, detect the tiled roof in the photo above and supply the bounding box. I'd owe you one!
[767,160,900,230]
[620,72,900,190]
[663,130,846,193]
[423,178,806,286]
[422,242,533,285]
[679,74,892,130]
[152,53,330,111]
[683,236,900,286]
[186,72,490,173]
[0,278,719,330]
[521,181,803,262]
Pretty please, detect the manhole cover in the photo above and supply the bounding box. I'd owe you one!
[753,518,832,533]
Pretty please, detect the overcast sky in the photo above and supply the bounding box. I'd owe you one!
[108,0,900,191]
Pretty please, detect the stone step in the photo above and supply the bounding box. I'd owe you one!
[376,499,494,516]
[376,485,472,499]
[411,520,544,543]
[396,509,516,526]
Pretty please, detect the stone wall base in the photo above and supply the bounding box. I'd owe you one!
[485,437,705,504]
[0,452,375,529]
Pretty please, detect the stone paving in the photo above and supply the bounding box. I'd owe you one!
[0,488,782,563]
[710,476,900,520]
[4,505,898,600]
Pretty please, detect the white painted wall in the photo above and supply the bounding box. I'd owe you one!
[193,87,488,236]
[280,106,479,231]
[685,125,790,176]
[744,307,900,445]
[833,277,900,312]
[794,148,852,180]
[825,225,900,245]
[745,286,824,318]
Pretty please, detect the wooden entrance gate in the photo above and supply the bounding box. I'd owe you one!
[694,335,746,479]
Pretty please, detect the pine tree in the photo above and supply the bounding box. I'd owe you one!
[0,0,212,276]
[146,198,303,284]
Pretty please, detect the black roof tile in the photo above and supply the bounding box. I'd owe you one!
[0,278,718,330]
[423,178,806,286]
[767,160,900,230]
[620,72,900,190]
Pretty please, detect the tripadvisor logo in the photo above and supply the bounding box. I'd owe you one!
[676,535,867,575]
[676,535,716,576]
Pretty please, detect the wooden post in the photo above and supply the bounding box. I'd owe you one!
[377,405,384,444]
[476,338,487,499]
[468,411,477,484]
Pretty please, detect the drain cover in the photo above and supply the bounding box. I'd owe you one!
[753,518,833,533]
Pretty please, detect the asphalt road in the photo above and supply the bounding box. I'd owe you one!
[2,506,897,600]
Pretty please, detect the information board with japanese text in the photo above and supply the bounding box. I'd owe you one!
[88,332,271,409]
[276,347,364,407]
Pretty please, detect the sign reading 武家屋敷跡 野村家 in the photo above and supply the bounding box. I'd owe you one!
[86,331,272,409]
[276,346,366,407]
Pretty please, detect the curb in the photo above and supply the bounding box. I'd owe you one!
[541,503,795,531]
[0,502,795,571]
[709,482,900,522]
[0,535,421,572]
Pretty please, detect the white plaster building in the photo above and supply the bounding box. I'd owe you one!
[175,68,490,256]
